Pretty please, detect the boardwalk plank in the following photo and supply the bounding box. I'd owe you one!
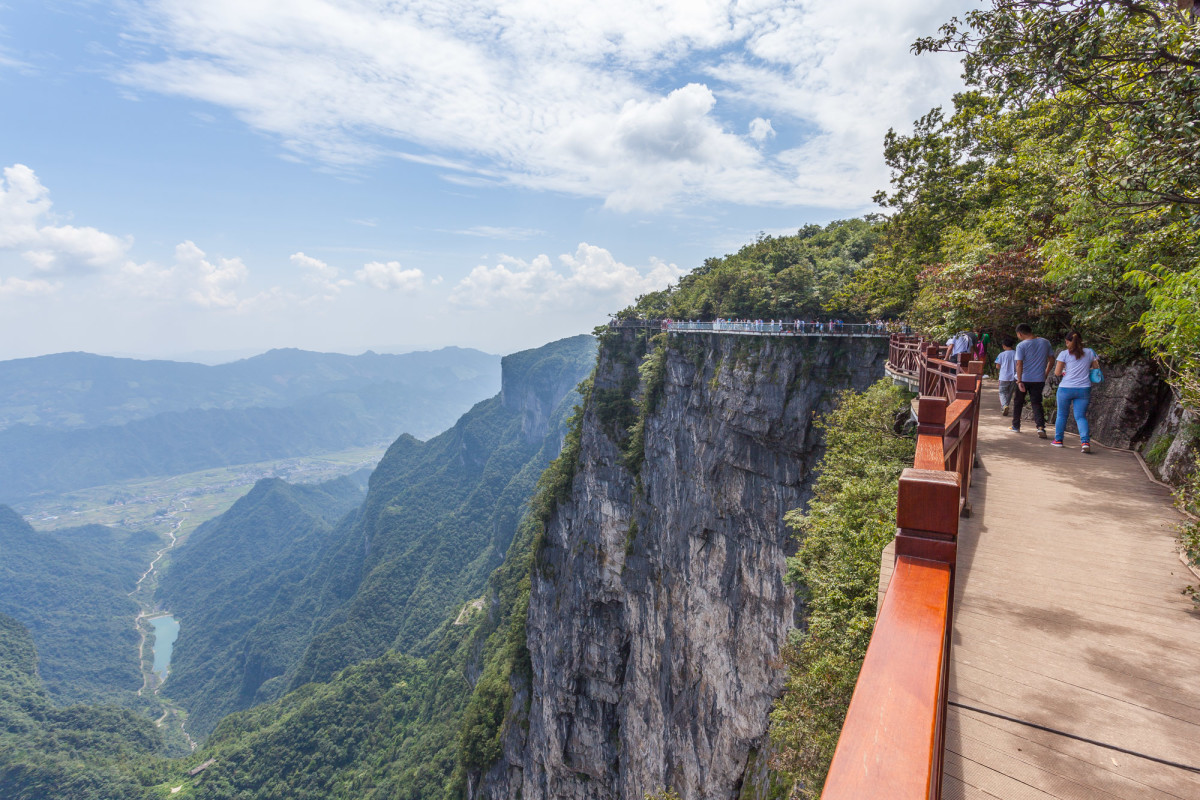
[938,381,1200,800]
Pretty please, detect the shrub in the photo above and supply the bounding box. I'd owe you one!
[769,380,915,797]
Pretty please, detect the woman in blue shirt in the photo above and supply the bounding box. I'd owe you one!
[1052,332,1100,453]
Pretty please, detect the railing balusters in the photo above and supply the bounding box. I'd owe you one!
[823,335,984,800]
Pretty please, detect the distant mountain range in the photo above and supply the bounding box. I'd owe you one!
[0,347,500,431]
[0,347,502,503]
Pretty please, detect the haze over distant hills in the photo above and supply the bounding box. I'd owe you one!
[0,347,501,503]
[0,347,499,431]
[156,334,597,738]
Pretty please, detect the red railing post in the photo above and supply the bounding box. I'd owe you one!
[952,371,980,514]
[832,333,986,800]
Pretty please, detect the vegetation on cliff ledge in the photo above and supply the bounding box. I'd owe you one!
[769,380,915,797]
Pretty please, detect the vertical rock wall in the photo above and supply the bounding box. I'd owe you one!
[476,330,888,800]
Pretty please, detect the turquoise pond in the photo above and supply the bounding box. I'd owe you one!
[149,615,179,681]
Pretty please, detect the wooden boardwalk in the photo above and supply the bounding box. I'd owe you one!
[882,384,1200,799]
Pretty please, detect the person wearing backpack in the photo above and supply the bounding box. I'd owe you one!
[1052,331,1101,453]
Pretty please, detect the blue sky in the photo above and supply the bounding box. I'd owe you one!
[0,0,972,362]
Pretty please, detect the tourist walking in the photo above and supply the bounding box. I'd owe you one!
[994,336,1017,416]
[948,331,973,358]
[1011,323,1053,437]
[1052,332,1101,453]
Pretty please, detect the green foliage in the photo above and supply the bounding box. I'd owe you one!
[908,247,1068,342]
[157,475,369,738]
[886,0,1200,386]
[1183,519,1200,571]
[629,219,882,320]
[0,507,158,707]
[1128,260,1200,408]
[769,381,915,797]
[0,613,167,800]
[645,789,682,800]
[621,334,669,474]
[1144,433,1175,468]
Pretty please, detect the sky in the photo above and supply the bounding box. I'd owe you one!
[0,0,974,362]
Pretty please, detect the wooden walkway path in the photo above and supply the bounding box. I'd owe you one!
[882,383,1200,799]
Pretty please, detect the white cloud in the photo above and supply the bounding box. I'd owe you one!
[119,1,972,211]
[117,240,266,311]
[450,242,682,310]
[0,164,287,313]
[355,260,424,291]
[451,226,546,240]
[291,251,354,298]
[749,117,774,143]
[0,276,62,297]
[0,164,133,274]
[175,241,248,308]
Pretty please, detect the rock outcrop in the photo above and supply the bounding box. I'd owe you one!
[1085,361,1172,449]
[476,330,888,800]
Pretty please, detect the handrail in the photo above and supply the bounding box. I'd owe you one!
[608,318,910,337]
[822,334,984,800]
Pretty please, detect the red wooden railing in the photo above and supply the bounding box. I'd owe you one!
[822,334,983,800]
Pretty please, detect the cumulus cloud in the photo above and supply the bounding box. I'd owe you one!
[0,164,133,274]
[0,163,288,313]
[292,251,354,298]
[119,1,972,211]
[117,240,267,311]
[749,117,775,143]
[355,260,424,291]
[450,243,682,310]
[175,241,248,308]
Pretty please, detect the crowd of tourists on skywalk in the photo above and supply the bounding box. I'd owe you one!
[654,318,909,335]
[951,325,1102,455]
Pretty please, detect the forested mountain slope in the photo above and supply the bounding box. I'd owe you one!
[154,474,369,738]
[0,613,166,800]
[0,507,158,707]
[159,334,597,739]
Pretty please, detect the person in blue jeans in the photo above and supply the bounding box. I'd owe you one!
[1052,332,1100,453]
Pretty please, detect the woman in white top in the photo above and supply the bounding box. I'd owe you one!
[1052,331,1100,453]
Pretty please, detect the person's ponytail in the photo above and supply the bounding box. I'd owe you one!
[1066,331,1084,359]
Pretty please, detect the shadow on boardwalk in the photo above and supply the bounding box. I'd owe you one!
[941,381,1200,800]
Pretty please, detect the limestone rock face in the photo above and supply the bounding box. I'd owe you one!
[1143,395,1198,486]
[475,330,887,800]
[501,335,597,445]
[1084,361,1171,449]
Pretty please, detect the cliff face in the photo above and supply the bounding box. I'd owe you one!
[479,330,888,800]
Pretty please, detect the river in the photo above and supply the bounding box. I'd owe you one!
[149,615,180,682]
